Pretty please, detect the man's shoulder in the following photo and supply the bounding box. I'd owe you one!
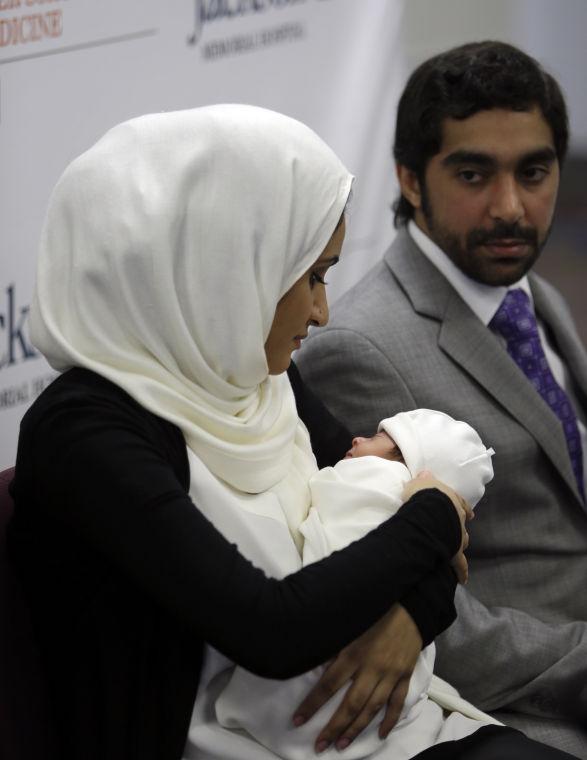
[329,259,397,326]
[324,235,416,332]
[329,228,454,326]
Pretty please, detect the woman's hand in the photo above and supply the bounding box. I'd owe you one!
[292,604,422,753]
[402,470,473,584]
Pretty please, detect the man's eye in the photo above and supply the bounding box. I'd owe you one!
[458,169,483,184]
[521,166,548,183]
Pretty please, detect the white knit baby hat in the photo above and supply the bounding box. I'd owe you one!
[379,410,494,507]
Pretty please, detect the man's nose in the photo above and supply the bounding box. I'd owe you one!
[488,174,524,225]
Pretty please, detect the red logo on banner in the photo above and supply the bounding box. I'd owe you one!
[0,10,63,47]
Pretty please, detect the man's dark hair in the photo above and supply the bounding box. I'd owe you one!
[393,40,569,227]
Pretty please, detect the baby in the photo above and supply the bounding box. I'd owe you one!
[302,409,495,564]
[215,409,495,760]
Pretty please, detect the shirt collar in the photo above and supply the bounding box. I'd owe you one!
[408,220,533,325]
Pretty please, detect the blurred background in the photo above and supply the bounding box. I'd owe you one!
[1,0,586,465]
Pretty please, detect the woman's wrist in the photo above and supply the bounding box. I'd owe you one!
[399,562,458,646]
[398,488,463,558]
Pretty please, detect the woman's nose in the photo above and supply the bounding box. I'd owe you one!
[311,287,329,327]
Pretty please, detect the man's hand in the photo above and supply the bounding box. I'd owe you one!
[292,604,422,753]
[402,470,473,584]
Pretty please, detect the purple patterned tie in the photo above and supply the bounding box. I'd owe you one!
[490,288,584,501]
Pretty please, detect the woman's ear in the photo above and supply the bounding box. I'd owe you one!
[396,164,423,211]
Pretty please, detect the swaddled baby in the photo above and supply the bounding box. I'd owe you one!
[215,409,495,760]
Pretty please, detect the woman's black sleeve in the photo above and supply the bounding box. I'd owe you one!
[400,563,458,646]
[22,389,461,680]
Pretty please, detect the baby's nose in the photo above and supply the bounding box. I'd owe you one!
[352,437,366,446]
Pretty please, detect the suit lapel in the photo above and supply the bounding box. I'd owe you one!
[440,294,579,498]
[385,230,580,500]
[531,275,587,404]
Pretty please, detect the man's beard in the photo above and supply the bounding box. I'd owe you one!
[420,188,550,287]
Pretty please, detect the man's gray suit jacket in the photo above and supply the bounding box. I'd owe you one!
[296,228,587,758]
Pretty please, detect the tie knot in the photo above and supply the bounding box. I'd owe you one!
[490,288,538,342]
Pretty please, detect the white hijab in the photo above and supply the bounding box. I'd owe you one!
[30,105,353,496]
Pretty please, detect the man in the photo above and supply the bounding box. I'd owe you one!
[296,41,587,758]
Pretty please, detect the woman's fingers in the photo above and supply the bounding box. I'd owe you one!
[403,471,475,559]
[459,496,475,522]
[379,675,410,738]
[403,472,473,521]
[312,671,411,751]
[315,672,400,752]
[451,549,469,584]
[312,671,379,752]
[292,657,350,726]
[294,605,422,752]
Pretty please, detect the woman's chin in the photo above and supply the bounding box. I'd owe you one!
[267,355,293,375]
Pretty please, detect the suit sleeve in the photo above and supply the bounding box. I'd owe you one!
[437,587,587,722]
[25,390,461,681]
[297,327,587,721]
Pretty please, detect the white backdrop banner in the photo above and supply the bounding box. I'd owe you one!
[0,0,406,467]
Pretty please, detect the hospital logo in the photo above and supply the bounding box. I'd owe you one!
[0,284,37,370]
[188,0,307,46]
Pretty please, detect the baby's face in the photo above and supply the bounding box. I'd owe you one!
[344,431,404,462]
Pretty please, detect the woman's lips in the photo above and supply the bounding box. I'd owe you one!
[293,333,308,349]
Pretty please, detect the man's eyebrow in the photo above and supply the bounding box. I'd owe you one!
[517,147,557,166]
[441,147,557,169]
[441,151,496,169]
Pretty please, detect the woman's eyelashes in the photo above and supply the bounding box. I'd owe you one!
[310,271,328,288]
[309,254,340,288]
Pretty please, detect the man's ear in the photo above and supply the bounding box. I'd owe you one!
[396,164,423,210]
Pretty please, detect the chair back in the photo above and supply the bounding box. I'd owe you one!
[0,466,15,539]
[0,466,52,759]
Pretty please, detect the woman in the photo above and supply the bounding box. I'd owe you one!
[8,105,575,760]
